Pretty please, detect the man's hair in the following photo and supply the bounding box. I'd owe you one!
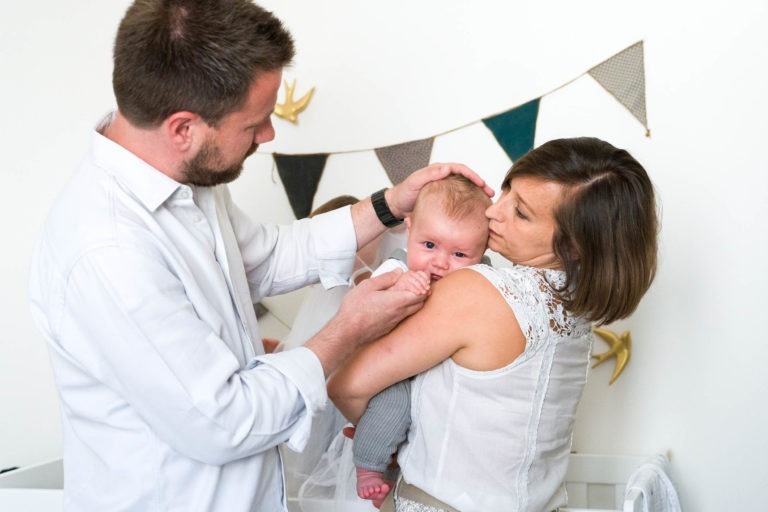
[504,137,659,325]
[413,174,491,223]
[113,0,295,128]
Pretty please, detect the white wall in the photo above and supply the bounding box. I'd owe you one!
[2,1,766,510]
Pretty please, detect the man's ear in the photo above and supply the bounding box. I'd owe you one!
[165,111,203,152]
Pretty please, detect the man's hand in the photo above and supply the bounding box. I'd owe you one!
[336,268,428,345]
[305,269,428,376]
[386,163,495,219]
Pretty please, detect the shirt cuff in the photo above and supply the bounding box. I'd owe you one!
[309,206,357,288]
[250,347,327,451]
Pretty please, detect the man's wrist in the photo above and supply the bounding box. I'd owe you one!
[371,188,403,228]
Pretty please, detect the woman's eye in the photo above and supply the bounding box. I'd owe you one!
[515,208,528,220]
[424,241,435,249]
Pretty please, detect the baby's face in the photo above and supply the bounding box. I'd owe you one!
[405,209,489,282]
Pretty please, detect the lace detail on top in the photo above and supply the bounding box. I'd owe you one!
[395,496,450,512]
[470,264,591,351]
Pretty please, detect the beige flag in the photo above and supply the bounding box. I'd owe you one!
[588,40,649,135]
[375,137,435,185]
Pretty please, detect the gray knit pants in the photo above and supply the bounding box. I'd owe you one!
[353,378,411,472]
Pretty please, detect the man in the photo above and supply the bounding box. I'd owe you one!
[28,1,491,511]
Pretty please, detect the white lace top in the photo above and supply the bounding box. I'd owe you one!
[397,264,593,512]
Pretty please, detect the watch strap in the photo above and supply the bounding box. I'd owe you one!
[371,188,403,228]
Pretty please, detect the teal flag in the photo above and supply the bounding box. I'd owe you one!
[273,153,329,219]
[482,98,540,161]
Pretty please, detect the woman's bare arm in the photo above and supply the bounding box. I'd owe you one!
[328,268,524,424]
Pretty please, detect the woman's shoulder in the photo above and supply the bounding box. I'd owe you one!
[467,263,566,294]
[466,263,589,339]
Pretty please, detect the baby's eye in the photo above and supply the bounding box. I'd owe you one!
[454,252,467,258]
[423,241,435,249]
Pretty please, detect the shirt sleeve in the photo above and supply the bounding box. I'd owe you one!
[249,347,327,451]
[224,188,358,298]
[371,257,408,278]
[57,244,323,466]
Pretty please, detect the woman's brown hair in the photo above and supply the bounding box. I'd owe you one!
[504,137,658,325]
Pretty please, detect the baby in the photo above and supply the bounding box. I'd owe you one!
[352,173,491,503]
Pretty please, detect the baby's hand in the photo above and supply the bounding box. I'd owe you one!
[392,270,430,295]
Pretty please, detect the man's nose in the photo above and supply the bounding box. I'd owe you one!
[255,119,275,144]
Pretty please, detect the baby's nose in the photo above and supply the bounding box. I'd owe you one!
[432,254,449,269]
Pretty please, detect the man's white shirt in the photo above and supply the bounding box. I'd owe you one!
[28,129,357,511]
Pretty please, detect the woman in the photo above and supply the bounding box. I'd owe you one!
[328,137,658,512]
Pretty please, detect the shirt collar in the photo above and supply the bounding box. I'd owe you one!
[90,126,183,212]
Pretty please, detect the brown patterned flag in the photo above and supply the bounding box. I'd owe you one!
[588,40,649,135]
[374,137,435,185]
[273,153,329,219]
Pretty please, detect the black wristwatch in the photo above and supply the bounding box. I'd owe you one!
[371,188,403,228]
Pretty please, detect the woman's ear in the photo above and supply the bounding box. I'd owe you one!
[565,238,580,262]
[555,229,580,263]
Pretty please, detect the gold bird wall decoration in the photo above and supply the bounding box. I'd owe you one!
[591,327,632,385]
[274,79,315,124]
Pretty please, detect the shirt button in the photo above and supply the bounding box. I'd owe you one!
[193,215,203,223]
[180,190,190,199]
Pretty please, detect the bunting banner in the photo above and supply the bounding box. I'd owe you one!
[588,40,649,136]
[482,98,540,162]
[375,137,435,185]
[267,41,649,216]
[273,153,329,219]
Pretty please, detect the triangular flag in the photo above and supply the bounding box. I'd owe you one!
[273,153,329,219]
[482,98,540,162]
[588,40,649,135]
[374,137,435,185]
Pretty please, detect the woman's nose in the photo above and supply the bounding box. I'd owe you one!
[485,201,497,220]
[486,197,504,220]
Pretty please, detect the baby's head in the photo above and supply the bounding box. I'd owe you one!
[405,174,491,282]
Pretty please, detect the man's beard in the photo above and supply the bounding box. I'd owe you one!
[182,140,256,187]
